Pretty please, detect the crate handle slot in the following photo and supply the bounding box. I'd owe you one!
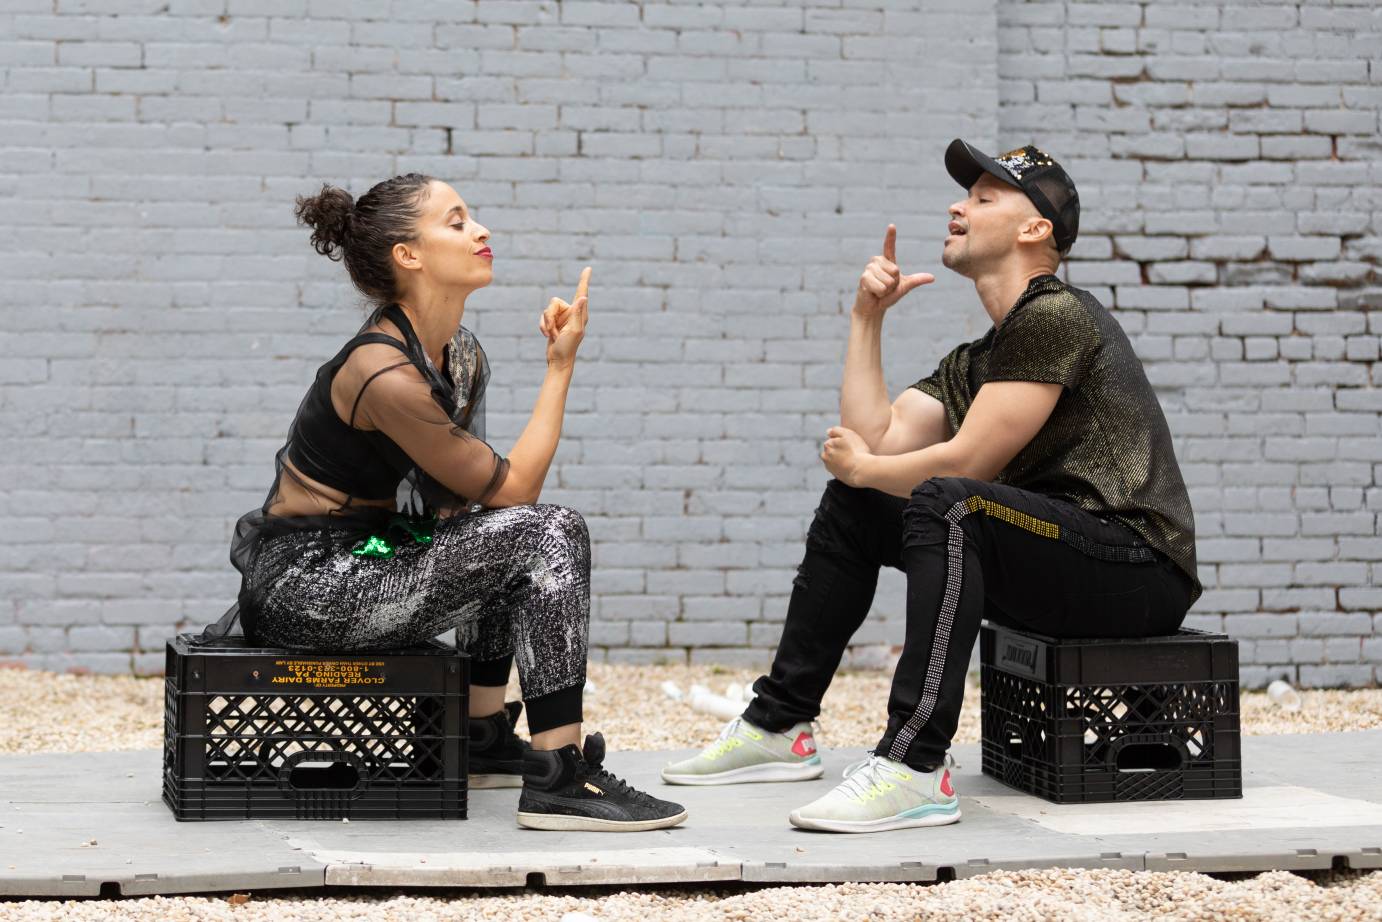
[278,749,366,793]
[1112,740,1185,773]
[288,760,360,790]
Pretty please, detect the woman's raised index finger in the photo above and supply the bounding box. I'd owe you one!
[882,224,897,263]
[574,265,592,303]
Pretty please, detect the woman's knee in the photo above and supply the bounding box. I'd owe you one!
[536,504,589,543]
[530,505,591,572]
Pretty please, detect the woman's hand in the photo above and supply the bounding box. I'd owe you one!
[821,425,871,487]
[541,266,591,371]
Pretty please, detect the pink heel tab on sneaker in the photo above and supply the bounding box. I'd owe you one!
[791,732,816,758]
[940,769,955,797]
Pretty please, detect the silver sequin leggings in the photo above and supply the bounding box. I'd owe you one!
[249,504,591,732]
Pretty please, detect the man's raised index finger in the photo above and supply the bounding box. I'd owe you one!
[882,224,897,263]
[574,265,592,303]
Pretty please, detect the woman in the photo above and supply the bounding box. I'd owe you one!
[199,173,685,832]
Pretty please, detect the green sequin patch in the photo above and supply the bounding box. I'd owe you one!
[350,514,438,560]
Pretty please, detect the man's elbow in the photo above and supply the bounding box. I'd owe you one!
[935,439,999,482]
[842,410,889,451]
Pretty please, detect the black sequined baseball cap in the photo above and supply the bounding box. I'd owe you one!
[945,139,1080,255]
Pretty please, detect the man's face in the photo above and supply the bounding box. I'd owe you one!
[941,173,1048,277]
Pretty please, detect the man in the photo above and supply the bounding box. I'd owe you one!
[662,139,1201,834]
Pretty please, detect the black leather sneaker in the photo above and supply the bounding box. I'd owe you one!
[469,701,530,789]
[517,732,688,832]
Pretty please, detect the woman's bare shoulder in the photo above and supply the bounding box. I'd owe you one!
[331,332,423,427]
[338,323,417,381]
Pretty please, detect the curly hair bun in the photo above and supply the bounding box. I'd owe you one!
[294,183,355,260]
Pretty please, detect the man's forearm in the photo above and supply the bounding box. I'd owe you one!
[854,440,971,498]
[840,310,892,448]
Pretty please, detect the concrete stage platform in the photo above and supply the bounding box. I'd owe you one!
[4,732,1382,898]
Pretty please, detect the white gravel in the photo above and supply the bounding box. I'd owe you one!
[2,662,1379,920]
[2,869,1381,921]
[3,662,1379,756]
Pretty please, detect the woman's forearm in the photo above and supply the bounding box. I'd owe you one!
[490,363,574,505]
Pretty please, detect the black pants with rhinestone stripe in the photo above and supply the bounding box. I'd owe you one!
[743,477,1196,770]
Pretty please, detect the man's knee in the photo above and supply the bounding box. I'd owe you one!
[805,479,875,554]
[907,476,983,514]
[902,476,985,545]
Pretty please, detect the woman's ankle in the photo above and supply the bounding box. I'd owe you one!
[530,722,582,751]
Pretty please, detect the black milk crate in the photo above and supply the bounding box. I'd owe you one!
[979,623,1241,804]
[163,633,468,821]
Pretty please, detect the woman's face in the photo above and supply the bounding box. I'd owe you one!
[398,180,493,293]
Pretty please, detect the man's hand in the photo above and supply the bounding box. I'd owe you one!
[821,425,872,486]
[853,224,935,319]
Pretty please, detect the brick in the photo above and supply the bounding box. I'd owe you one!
[1224,614,1297,638]
[1297,613,1373,637]
[34,653,132,675]
[1236,666,1279,690]
[668,621,748,647]
[688,648,772,669]
[67,625,135,652]
[628,621,667,647]
[1113,236,1189,261]
[1268,236,1342,261]
[1299,665,1374,688]
[589,619,629,647]
[604,648,686,666]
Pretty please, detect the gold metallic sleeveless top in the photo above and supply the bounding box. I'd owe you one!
[912,274,1201,603]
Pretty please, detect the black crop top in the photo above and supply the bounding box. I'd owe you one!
[284,303,508,510]
[286,330,411,500]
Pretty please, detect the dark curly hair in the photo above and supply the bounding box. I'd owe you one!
[294,173,436,306]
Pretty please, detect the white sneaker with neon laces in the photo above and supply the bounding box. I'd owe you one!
[661,717,824,785]
[788,753,961,833]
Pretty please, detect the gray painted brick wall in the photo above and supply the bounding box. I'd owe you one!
[1,0,1378,688]
[996,0,1382,688]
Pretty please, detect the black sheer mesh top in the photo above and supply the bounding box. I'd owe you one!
[195,303,508,644]
[284,302,508,510]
